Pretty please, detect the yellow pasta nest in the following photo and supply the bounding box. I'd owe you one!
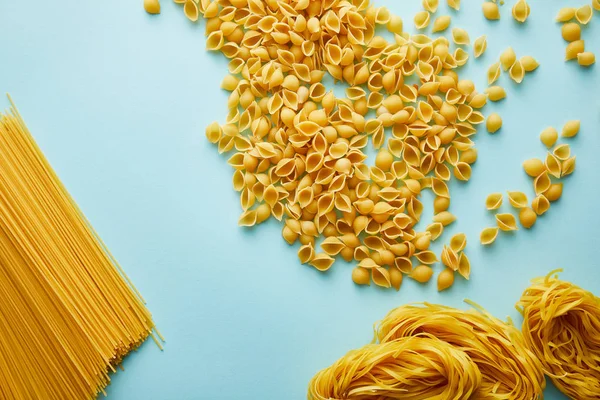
[307,336,482,400]
[176,0,493,290]
[517,271,600,400]
[374,303,546,400]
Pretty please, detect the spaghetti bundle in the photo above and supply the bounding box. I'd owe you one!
[517,271,600,400]
[374,303,546,400]
[0,98,161,399]
[307,335,482,400]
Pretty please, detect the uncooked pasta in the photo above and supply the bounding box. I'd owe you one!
[375,303,546,400]
[0,98,162,400]
[517,271,600,400]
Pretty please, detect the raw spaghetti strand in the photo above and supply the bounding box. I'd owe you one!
[0,97,162,400]
[517,270,600,400]
[374,303,545,400]
[307,335,482,400]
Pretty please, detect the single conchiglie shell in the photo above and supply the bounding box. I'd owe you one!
[523,158,546,177]
[485,86,506,102]
[519,207,537,229]
[487,62,501,85]
[496,213,518,231]
[414,11,431,29]
[520,56,539,72]
[512,0,530,23]
[448,0,461,11]
[507,191,528,208]
[452,27,470,45]
[562,23,581,42]
[509,60,525,83]
[534,171,551,195]
[482,2,500,20]
[576,5,593,24]
[540,127,558,148]
[352,267,370,285]
[532,194,550,215]
[485,193,503,210]
[545,183,563,202]
[144,0,161,14]
[480,227,499,245]
[474,35,487,58]
[578,52,596,67]
[553,144,571,161]
[183,0,199,22]
[389,267,403,291]
[437,268,455,292]
[562,120,580,138]
[500,47,517,71]
[594,0,600,11]
[565,40,585,61]
[561,156,576,177]
[556,7,576,22]
[432,15,451,32]
[411,264,433,283]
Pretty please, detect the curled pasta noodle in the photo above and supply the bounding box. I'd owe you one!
[480,227,499,245]
[517,272,600,400]
[473,35,487,58]
[375,303,545,399]
[307,336,482,400]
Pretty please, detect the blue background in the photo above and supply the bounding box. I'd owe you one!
[0,0,599,399]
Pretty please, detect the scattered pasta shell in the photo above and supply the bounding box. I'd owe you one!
[487,62,501,85]
[372,267,392,288]
[485,113,503,135]
[309,253,335,272]
[485,86,506,101]
[389,267,403,291]
[553,144,571,161]
[500,47,517,71]
[411,265,433,283]
[565,40,585,61]
[556,7,576,22]
[437,268,455,292]
[144,0,161,14]
[545,153,562,179]
[532,195,550,216]
[496,213,518,231]
[447,0,460,11]
[480,227,499,245]
[298,244,314,264]
[351,267,370,285]
[387,15,404,34]
[534,171,551,195]
[576,5,593,25]
[562,120,580,138]
[453,162,472,181]
[486,193,503,210]
[458,253,471,280]
[512,0,530,23]
[507,191,528,209]
[474,35,487,58]
[540,127,558,148]
[239,210,258,227]
[441,245,459,270]
[578,52,596,67]
[432,15,451,33]
[562,23,581,42]
[520,56,539,72]
[433,211,456,226]
[519,207,537,229]
[545,183,563,202]
[321,237,345,256]
[414,11,431,30]
[450,233,467,253]
[561,156,576,177]
[509,60,525,83]
[452,28,470,45]
[523,159,546,177]
[183,0,199,22]
[482,2,500,20]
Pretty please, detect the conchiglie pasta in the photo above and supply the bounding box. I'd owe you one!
[507,191,528,209]
[509,60,525,84]
[414,11,431,30]
[482,2,500,20]
[485,86,506,102]
[485,193,503,210]
[496,213,518,231]
[512,0,530,23]
[452,28,470,45]
[487,62,501,85]
[432,15,451,33]
[500,47,517,71]
[473,35,487,58]
[480,227,499,245]
[576,5,593,25]
[531,194,550,215]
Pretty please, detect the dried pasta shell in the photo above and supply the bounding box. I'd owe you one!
[520,56,539,72]
[576,5,593,25]
[474,35,487,58]
[389,268,403,291]
[519,207,537,229]
[437,268,455,291]
[441,245,459,271]
[238,209,258,227]
[545,153,562,179]
[553,144,571,161]
[453,162,472,181]
[496,213,518,231]
[426,222,444,241]
[423,0,439,12]
[556,7,576,22]
[500,47,517,71]
[540,127,558,148]
[414,11,431,30]
[507,191,528,209]
[512,0,530,23]
[545,183,563,202]
[394,257,413,274]
[523,158,546,177]
[594,0,600,11]
[487,62,501,85]
[485,86,506,102]
[578,52,596,67]
[485,193,503,210]
[482,2,500,20]
[310,253,335,272]
[410,265,433,283]
[452,28,470,45]
[144,0,161,14]
[183,0,199,22]
[450,233,467,253]
[433,211,456,226]
[458,253,471,280]
[509,60,525,84]
[534,171,551,195]
[531,195,550,216]
[320,237,345,256]
[561,156,576,177]
[562,120,580,138]
[351,267,370,285]
[447,0,460,10]
[372,267,391,288]
[432,15,451,33]
[480,227,499,245]
[565,40,585,61]
[431,178,450,198]
[298,244,314,264]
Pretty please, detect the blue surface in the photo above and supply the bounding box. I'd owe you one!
[0,0,599,399]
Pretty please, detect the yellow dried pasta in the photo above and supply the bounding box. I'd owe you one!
[482,2,500,20]
[485,193,503,210]
[496,213,518,231]
[562,120,580,138]
[540,127,558,148]
[452,28,470,45]
[519,207,537,229]
[576,5,593,24]
[556,7,576,22]
[485,86,506,101]
[414,11,431,30]
[512,0,530,23]
[473,35,487,58]
[480,227,499,245]
[500,47,517,71]
[520,56,539,72]
[566,40,585,61]
[144,0,161,14]
[509,60,525,83]
[578,52,596,67]
[561,23,581,42]
[531,195,550,216]
[507,191,528,208]
[487,62,502,85]
[432,15,451,33]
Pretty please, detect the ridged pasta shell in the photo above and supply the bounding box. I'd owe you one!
[410,265,433,283]
[545,153,562,179]
[320,236,345,256]
[520,56,539,72]
[531,195,550,216]
[415,250,438,265]
[553,144,571,161]
[238,209,257,227]
[509,60,525,84]
[453,162,472,181]
[458,253,471,279]
[414,11,431,30]
[431,178,450,198]
[534,171,551,195]
[426,222,444,241]
[309,253,335,272]
[576,5,593,25]
[512,0,530,23]
[423,0,439,13]
[561,156,576,177]
[474,35,487,58]
[500,47,517,71]
[372,267,391,288]
[507,191,528,209]
[562,120,580,138]
[435,163,451,181]
[496,213,518,231]
[433,211,456,226]
[298,244,314,264]
[523,158,546,177]
[441,245,459,270]
[480,227,499,245]
[450,233,467,253]
[183,0,199,22]
[452,28,470,45]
